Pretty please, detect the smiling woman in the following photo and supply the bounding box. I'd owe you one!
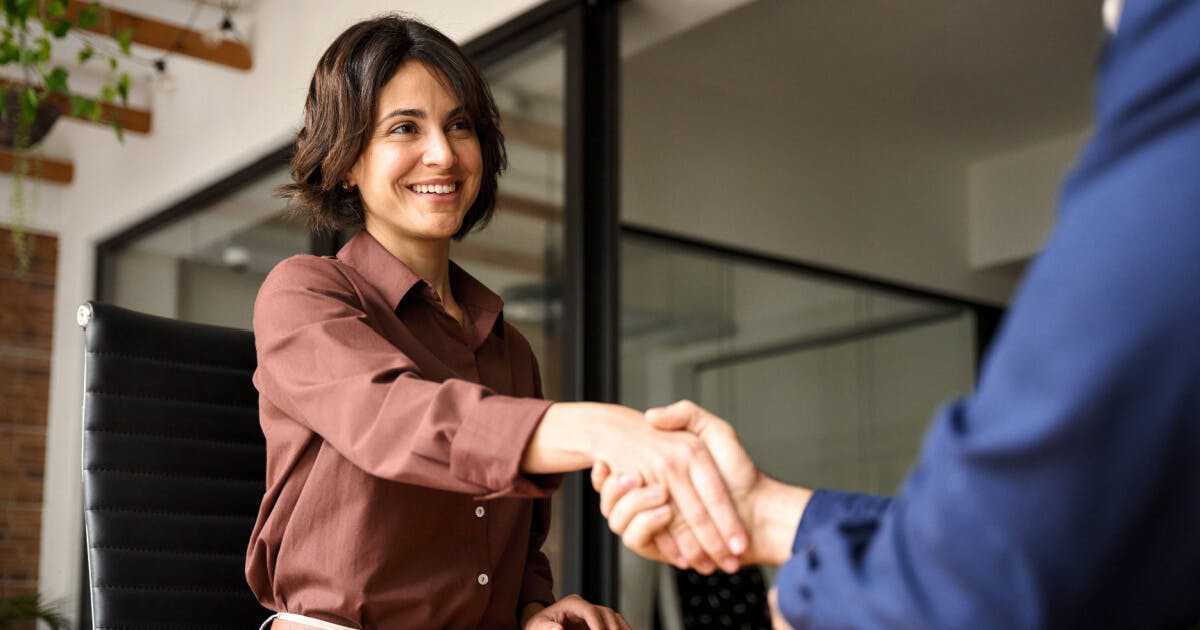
[247,14,743,630]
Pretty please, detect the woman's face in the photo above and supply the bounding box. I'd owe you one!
[348,61,483,245]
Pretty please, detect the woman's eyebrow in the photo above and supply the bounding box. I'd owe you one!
[377,106,466,125]
[378,108,424,124]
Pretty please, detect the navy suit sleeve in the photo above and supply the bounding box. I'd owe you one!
[775,2,1200,627]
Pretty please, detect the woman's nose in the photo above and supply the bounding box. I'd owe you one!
[422,131,457,168]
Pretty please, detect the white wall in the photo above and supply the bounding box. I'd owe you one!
[620,68,1025,308]
[968,130,1090,268]
[29,0,544,620]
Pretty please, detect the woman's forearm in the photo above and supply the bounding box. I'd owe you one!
[520,402,634,474]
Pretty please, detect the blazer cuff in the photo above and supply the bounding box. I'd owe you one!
[791,489,892,555]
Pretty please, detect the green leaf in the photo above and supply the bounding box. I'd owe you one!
[111,117,124,142]
[10,0,35,23]
[77,2,101,29]
[47,0,66,18]
[115,27,133,56]
[0,40,18,64]
[0,595,70,630]
[43,66,69,95]
[20,48,38,66]
[21,86,38,123]
[99,84,115,103]
[34,36,50,63]
[77,42,93,63]
[108,56,116,71]
[116,72,130,104]
[69,93,92,117]
[47,18,72,38]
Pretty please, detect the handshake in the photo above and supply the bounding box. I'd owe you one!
[522,400,814,629]
[589,400,811,576]
[526,400,813,575]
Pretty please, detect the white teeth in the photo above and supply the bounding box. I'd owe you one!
[411,183,456,194]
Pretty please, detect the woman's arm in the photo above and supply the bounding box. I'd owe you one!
[256,256,747,566]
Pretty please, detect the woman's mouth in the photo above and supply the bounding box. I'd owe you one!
[408,183,459,195]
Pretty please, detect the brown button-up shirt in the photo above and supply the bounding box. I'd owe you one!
[246,231,560,629]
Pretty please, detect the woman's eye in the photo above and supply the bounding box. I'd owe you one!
[389,122,416,135]
[448,119,473,133]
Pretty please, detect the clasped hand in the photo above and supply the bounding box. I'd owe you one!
[591,400,767,574]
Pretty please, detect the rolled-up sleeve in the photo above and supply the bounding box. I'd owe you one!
[253,256,555,498]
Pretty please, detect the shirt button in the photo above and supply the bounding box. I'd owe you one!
[477,572,489,586]
[475,506,486,518]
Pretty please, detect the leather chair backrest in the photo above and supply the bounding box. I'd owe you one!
[79,301,269,628]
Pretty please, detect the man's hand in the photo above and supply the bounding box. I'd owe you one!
[769,587,796,630]
[520,596,631,630]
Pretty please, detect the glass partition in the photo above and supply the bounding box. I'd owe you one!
[619,228,980,627]
[103,165,300,328]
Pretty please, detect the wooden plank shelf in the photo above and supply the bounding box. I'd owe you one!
[0,149,74,184]
[66,0,253,71]
[0,79,152,134]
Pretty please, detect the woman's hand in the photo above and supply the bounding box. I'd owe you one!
[522,402,748,573]
[520,596,632,630]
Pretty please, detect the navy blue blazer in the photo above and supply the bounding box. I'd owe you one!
[777,1,1200,627]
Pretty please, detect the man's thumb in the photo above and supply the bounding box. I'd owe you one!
[645,403,692,430]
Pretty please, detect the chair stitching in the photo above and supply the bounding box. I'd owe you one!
[87,349,253,374]
[85,466,263,484]
[85,390,256,413]
[93,585,251,594]
[89,506,253,519]
[90,544,244,558]
[85,427,264,449]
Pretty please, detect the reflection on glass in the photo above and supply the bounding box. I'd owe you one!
[107,166,305,329]
[620,232,978,627]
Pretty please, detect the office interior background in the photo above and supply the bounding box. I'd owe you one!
[0,0,1102,627]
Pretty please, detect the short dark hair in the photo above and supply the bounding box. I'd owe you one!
[280,15,506,239]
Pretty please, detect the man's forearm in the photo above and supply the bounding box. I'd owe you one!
[748,477,812,566]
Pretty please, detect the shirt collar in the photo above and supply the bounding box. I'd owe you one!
[337,230,507,341]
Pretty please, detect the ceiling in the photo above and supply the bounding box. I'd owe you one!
[624,0,1105,161]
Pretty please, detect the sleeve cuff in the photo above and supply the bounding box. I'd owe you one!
[451,393,561,499]
[791,489,892,555]
[519,580,556,611]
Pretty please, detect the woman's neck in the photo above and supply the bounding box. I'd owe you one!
[366,227,457,314]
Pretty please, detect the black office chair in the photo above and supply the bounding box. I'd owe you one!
[78,301,270,628]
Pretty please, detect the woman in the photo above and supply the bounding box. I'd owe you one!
[246,14,747,630]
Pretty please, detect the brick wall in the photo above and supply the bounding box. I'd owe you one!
[0,227,57,622]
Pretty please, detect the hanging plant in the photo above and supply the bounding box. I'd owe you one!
[1,0,134,270]
[0,594,69,629]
